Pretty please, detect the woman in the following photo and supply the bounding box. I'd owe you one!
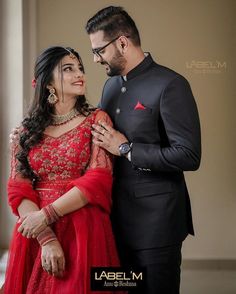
[4,46,120,294]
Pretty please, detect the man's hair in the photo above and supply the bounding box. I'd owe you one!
[85,6,141,46]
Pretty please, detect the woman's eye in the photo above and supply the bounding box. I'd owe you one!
[64,67,72,72]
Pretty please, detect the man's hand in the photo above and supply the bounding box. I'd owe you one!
[18,210,47,238]
[92,120,128,156]
[9,126,21,144]
[41,240,65,278]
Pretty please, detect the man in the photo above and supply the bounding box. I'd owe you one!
[86,5,201,294]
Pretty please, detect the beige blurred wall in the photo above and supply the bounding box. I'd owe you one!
[0,0,25,240]
[0,0,235,260]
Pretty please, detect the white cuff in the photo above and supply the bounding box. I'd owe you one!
[127,143,133,161]
[127,151,132,161]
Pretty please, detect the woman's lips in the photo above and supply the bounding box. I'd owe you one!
[73,81,84,86]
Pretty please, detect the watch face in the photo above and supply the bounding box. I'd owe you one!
[119,143,131,155]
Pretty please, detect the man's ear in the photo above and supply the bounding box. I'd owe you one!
[119,36,129,50]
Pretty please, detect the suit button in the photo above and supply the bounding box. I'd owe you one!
[116,108,121,114]
[121,86,126,93]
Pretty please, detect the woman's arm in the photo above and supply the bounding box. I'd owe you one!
[18,199,39,217]
[18,186,88,236]
[17,199,47,237]
[52,186,88,215]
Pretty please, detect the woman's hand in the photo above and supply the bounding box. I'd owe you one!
[41,240,65,278]
[18,210,47,238]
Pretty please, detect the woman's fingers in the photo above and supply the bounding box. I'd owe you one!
[51,257,59,276]
[57,256,65,276]
[41,240,65,277]
[17,212,47,238]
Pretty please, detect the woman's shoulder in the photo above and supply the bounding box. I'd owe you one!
[91,108,112,125]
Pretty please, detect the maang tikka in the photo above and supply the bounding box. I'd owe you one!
[47,88,59,105]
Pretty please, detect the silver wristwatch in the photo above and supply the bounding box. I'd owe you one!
[119,142,132,157]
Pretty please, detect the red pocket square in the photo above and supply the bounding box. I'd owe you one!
[134,101,146,110]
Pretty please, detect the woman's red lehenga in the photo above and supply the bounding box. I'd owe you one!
[4,110,122,294]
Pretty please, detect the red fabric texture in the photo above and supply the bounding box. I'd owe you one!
[7,180,39,215]
[70,168,112,213]
[4,110,123,294]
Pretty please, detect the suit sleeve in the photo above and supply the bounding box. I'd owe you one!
[131,76,201,172]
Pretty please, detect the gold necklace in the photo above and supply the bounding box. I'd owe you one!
[51,108,80,126]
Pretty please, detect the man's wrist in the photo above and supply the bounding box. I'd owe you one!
[119,142,132,157]
[125,143,133,161]
[118,142,132,160]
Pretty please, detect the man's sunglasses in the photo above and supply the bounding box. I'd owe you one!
[92,36,130,57]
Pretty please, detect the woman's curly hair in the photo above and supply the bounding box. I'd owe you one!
[16,46,93,185]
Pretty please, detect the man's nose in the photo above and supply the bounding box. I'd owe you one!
[93,54,101,63]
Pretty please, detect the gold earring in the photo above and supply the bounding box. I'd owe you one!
[47,88,58,105]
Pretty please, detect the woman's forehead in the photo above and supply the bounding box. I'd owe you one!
[61,55,80,65]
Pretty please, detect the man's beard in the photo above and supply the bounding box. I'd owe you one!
[102,49,126,77]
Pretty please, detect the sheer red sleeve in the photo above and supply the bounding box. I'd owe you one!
[88,110,113,170]
[70,110,114,213]
[7,133,39,216]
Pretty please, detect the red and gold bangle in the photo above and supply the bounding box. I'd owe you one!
[41,204,61,225]
[37,227,57,246]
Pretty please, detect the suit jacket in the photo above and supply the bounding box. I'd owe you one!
[99,53,201,250]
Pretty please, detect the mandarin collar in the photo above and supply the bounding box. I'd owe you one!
[122,53,154,81]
